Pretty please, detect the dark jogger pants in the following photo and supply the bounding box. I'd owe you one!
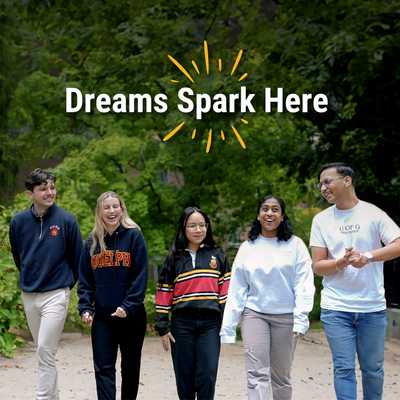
[170,309,221,400]
[91,305,146,400]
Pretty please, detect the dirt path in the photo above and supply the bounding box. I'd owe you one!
[0,332,399,399]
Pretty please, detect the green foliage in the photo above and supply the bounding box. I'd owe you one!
[144,281,157,334]
[0,253,25,357]
[310,276,323,322]
[2,0,399,352]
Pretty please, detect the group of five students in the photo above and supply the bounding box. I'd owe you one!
[9,163,400,400]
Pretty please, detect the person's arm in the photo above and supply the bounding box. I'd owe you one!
[293,239,315,334]
[347,210,400,268]
[220,244,249,343]
[218,251,231,313]
[66,216,83,286]
[348,238,400,268]
[9,219,21,270]
[120,230,148,317]
[77,241,95,319]
[312,246,353,276]
[155,255,174,337]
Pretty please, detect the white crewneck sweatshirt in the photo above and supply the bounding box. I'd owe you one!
[220,235,315,343]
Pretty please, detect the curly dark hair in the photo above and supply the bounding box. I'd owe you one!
[25,168,56,191]
[248,195,293,242]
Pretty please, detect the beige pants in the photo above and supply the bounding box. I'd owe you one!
[22,288,70,400]
[241,308,297,400]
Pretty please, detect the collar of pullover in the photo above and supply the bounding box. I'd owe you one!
[30,203,56,220]
[104,224,126,238]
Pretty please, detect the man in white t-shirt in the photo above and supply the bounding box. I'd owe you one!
[310,162,400,400]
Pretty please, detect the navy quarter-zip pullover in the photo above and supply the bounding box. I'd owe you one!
[9,204,83,292]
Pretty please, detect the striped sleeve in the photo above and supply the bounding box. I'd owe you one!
[155,256,174,336]
[218,252,231,305]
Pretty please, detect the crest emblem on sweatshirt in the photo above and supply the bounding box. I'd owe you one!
[209,256,218,269]
[49,225,61,237]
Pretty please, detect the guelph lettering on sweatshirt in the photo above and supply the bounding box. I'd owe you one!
[78,225,148,319]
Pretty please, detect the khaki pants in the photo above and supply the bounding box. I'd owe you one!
[22,288,70,400]
[241,308,297,400]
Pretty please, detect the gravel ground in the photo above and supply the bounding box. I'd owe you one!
[0,331,399,399]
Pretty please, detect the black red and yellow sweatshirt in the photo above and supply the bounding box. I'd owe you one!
[155,245,231,335]
[78,225,148,319]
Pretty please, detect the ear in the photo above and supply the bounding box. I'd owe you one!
[344,176,352,187]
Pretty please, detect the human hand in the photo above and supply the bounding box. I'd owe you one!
[161,332,175,352]
[348,250,368,268]
[111,307,127,318]
[81,312,93,326]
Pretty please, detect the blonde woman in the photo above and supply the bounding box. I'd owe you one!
[78,192,148,400]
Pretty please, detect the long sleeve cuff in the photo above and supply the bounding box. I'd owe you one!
[293,313,310,334]
[220,334,236,344]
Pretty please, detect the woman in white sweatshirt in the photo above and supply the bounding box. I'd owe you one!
[220,195,315,400]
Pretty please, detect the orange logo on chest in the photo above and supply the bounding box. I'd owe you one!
[49,225,61,237]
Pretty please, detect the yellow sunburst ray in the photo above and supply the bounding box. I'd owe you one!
[192,128,197,139]
[170,79,179,83]
[163,122,186,142]
[218,58,222,72]
[204,41,210,75]
[240,118,249,124]
[192,60,200,75]
[206,129,212,153]
[238,73,248,82]
[167,55,195,83]
[231,49,243,76]
[231,125,247,149]
[220,130,225,140]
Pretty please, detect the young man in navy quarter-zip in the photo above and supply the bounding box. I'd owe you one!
[9,168,83,400]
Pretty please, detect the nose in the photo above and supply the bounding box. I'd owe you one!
[266,209,273,215]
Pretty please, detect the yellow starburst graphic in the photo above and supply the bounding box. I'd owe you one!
[163,40,249,153]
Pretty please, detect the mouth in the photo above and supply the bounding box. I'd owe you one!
[262,218,275,224]
[105,215,119,222]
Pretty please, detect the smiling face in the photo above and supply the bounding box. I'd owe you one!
[258,197,284,238]
[185,211,207,250]
[101,196,122,232]
[319,167,349,204]
[29,179,56,214]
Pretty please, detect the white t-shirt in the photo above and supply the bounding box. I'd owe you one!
[310,200,400,312]
[220,235,315,343]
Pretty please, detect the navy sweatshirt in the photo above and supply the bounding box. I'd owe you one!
[9,204,83,292]
[78,225,148,319]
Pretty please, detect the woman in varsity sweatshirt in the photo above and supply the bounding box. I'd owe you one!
[220,195,315,400]
[155,206,230,400]
[78,191,148,400]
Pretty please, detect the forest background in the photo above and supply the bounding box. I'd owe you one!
[0,0,399,356]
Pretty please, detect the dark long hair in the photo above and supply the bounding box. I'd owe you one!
[248,195,293,242]
[169,206,216,256]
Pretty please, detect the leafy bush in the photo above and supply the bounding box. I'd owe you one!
[0,253,26,357]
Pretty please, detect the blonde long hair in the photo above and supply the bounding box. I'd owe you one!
[90,191,139,255]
